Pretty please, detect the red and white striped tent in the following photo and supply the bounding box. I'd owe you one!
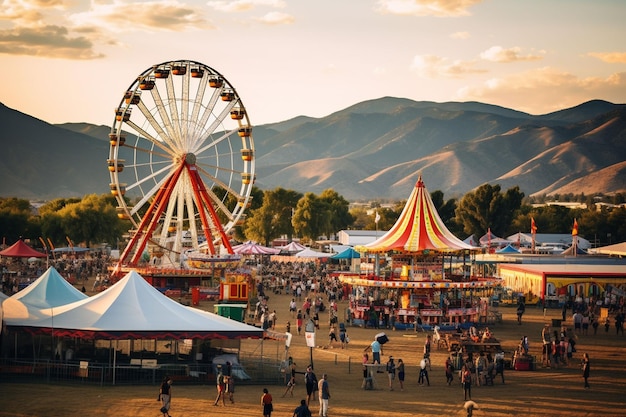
[232,241,281,255]
[278,241,307,253]
[356,176,477,253]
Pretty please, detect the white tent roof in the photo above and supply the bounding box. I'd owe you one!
[589,241,626,256]
[279,241,307,253]
[232,241,281,255]
[294,248,329,258]
[2,266,88,322]
[5,270,264,340]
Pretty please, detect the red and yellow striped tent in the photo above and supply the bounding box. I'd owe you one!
[356,176,476,254]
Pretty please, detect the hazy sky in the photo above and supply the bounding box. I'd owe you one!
[1,0,625,127]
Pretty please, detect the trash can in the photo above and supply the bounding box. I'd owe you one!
[191,287,200,306]
[214,304,247,322]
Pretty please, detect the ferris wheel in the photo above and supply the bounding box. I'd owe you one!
[108,60,255,270]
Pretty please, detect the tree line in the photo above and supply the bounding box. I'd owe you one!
[1,184,624,251]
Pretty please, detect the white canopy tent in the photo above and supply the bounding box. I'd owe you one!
[2,266,88,323]
[294,248,328,259]
[6,270,264,340]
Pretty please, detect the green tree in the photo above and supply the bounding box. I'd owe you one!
[319,189,353,238]
[349,206,370,230]
[292,193,330,242]
[229,186,264,242]
[40,212,66,248]
[0,197,39,244]
[430,190,457,224]
[455,184,524,238]
[54,194,126,247]
[243,188,303,246]
[242,204,274,246]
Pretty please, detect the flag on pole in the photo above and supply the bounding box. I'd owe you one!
[374,211,381,224]
[572,219,579,236]
[531,217,537,234]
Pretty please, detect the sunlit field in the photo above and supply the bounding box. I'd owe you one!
[2,291,626,417]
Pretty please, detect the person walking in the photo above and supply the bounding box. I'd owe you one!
[283,361,297,397]
[581,353,590,389]
[386,356,396,390]
[516,299,526,325]
[304,365,318,405]
[397,358,405,391]
[445,357,454,386]
[461,364,472,400]
[318,373,330,417]
[361,353,371,389]
[214,367,226,406]
[158,375,173,417]
[365,338,382,364]
[225,375,235,404]
[418,354,430,386]
[261,388,273,417]
[292,399,312,417]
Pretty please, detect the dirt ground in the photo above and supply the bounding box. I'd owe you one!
[2,289,626,417]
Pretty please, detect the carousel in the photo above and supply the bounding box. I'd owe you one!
[341,176,501,330]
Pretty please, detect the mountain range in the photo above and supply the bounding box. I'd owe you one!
[1,98,625,201]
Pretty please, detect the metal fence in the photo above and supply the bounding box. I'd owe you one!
[0,356,284,386]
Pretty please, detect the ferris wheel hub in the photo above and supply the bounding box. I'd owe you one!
[184,153,196,165]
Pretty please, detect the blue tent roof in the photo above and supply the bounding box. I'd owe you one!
[495,244,520,254]
[331,247,360,259]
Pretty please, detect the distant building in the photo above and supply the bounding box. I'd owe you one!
[337,230,383,246]
[531,202,587,209]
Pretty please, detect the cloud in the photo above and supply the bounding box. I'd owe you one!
[588,52,626,64]
[0,25,104,59]
[480,46,544,63]
[207,0,286,13]
[70,0,211,32]
[456,67,626,114]
[376,0,483,17]
[0,0,48,25]
[450,31,470,40]
[0,0,211,59]
[256,11,294,25]
[411,54,486,78]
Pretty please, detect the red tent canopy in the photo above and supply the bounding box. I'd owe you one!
[0,240,47,258]
[357,176,477,253]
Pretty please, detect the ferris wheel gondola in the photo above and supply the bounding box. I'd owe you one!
[108,60,255,273]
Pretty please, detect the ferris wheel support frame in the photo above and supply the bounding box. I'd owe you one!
[114,163,185,274]
[114,159,235,274]
[187,165,234,254]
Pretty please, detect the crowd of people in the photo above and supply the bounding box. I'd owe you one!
[1,253,112,295]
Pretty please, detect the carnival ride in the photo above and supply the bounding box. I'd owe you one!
[108,60,254,278]
[343,176,500,329]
